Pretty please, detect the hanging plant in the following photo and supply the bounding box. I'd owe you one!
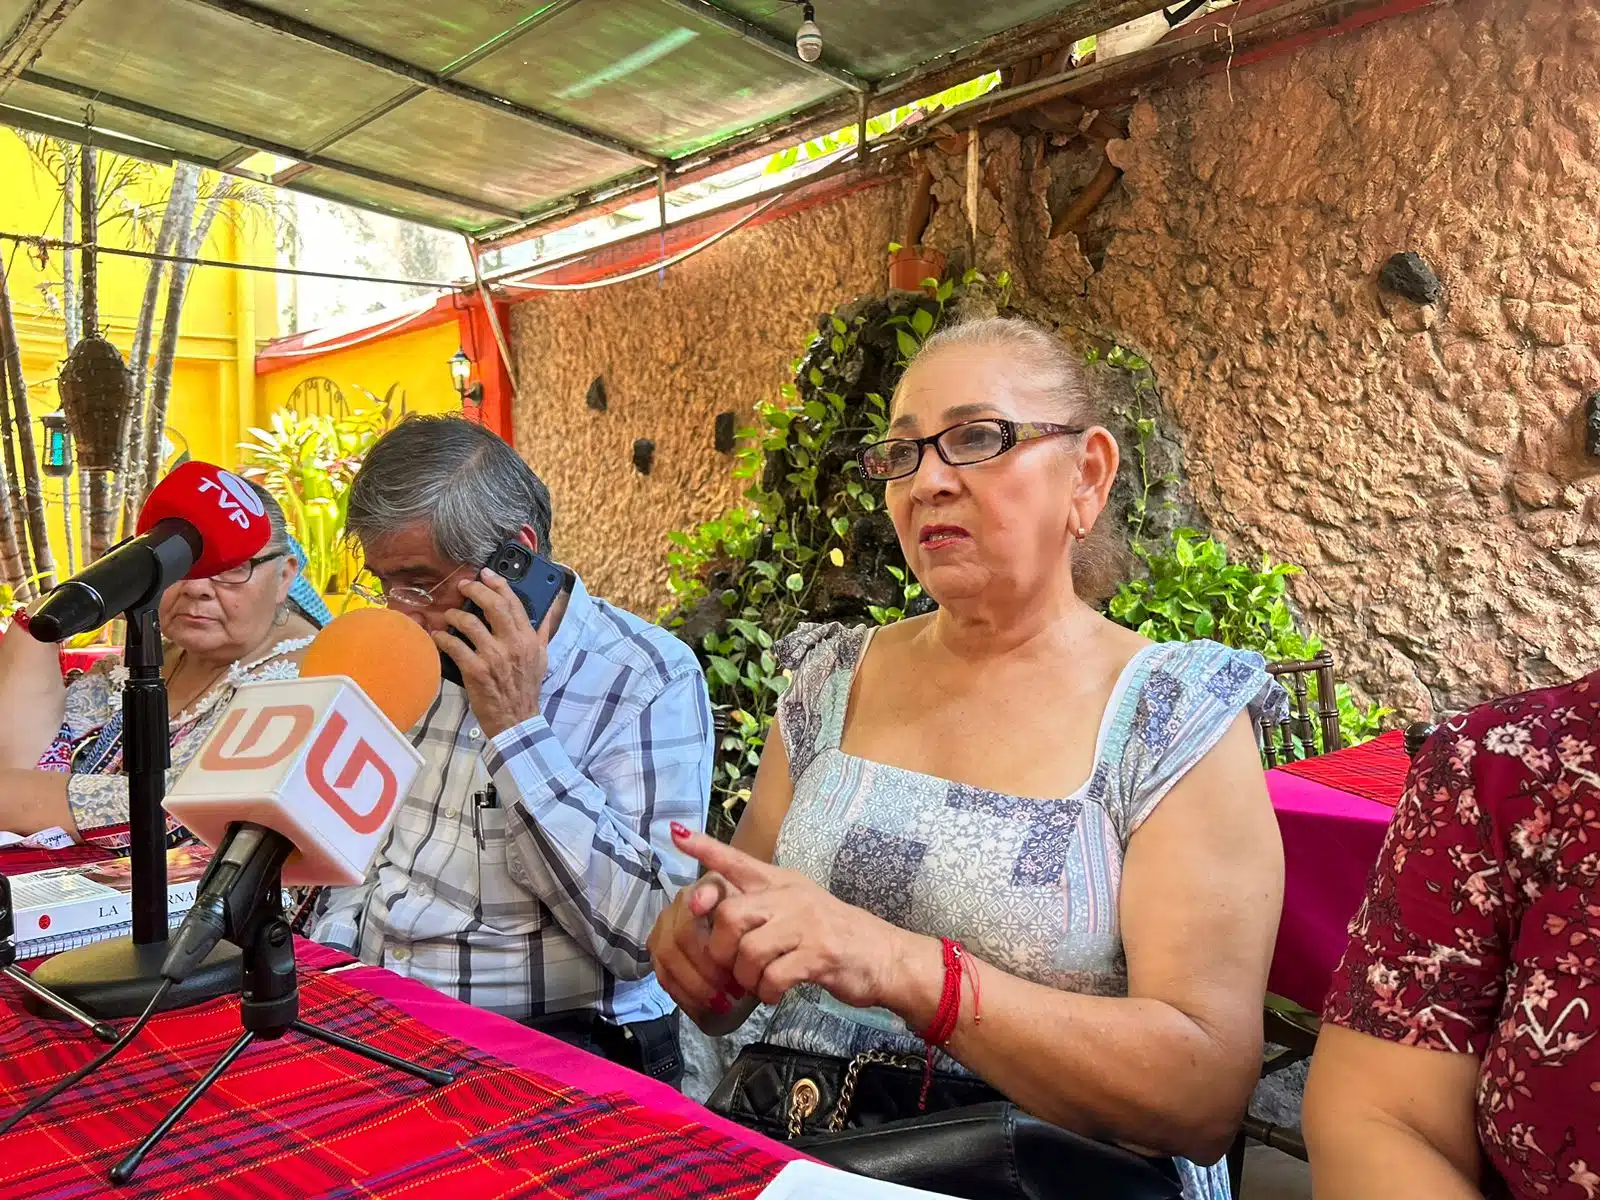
[57,335,134,472]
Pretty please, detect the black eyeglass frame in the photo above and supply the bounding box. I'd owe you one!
[210,551,288,586]
[857,418,1086,482]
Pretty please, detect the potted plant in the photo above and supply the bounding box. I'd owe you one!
[887,163,944,296]
[888,242,947,295]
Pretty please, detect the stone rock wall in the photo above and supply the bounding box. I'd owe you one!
[507,0,1600,716]
[507,181,902,617]
[929,0,1600,716]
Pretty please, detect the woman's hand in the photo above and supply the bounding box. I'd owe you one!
[673,829,923,1012]
[647,866,743,1016]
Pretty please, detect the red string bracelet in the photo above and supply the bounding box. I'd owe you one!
[916,937,982,1111]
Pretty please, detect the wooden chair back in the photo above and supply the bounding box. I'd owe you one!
[1260,652,1340,766]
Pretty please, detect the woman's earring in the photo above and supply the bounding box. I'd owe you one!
[274,602,289,626]
[1075,527,1088,542]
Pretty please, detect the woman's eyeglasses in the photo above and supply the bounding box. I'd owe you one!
[858,418,1084,482]
[209,552,286,587]
[350,561,474,610]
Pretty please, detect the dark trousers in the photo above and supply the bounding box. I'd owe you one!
[524,1008,683,1087]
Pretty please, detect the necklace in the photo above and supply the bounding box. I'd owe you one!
[163,650,233,718]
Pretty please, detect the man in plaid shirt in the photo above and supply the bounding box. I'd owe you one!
[313,416,711,1083]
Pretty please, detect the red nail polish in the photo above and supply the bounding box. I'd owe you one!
[671,821,691,839]
[709,994,731,1015]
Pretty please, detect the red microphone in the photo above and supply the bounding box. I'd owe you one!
[29,462,271,642]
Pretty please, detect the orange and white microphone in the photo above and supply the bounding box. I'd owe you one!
[159,608,439,981]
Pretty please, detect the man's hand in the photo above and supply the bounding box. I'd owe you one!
[434,569,548,738]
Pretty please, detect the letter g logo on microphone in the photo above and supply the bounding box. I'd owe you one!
[200,705,316,770]
[306,713,399,834]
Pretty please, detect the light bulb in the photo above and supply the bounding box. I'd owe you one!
[796,4,822,63]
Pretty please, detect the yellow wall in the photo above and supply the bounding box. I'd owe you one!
[253,318,464,425]
[1,128,275,577]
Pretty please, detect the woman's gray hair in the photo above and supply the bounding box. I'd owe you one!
[896,316,1126,603]
[346,414,554,565]
[243,479,292,557]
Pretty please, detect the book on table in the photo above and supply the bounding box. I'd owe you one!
[4,844,214,959]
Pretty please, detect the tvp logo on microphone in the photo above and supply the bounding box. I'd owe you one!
[166,677,424,885]
[195,468,266,531]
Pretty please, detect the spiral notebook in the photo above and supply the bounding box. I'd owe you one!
[5,845,214,960]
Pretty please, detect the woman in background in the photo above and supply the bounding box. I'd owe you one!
[651,317,1286,1199]
[1305,677,1599,1199]
[0,482,327,845]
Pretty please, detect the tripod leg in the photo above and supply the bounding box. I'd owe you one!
[110,1030,256,1186]
[2,965,119,1043]
[292,1020,455,1086]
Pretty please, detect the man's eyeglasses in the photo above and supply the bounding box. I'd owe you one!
[210,552,286,587]
[351,561,474,610]
[858,418,1084,482]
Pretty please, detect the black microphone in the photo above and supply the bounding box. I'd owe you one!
[29,521,201,642]
[162,823,294,983]
[28,462,271,643]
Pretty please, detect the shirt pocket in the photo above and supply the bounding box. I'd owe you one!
[474,802,545,931]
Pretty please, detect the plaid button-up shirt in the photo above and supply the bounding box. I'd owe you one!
[313,573,711,1024]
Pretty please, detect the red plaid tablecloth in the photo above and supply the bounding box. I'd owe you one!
[1272,729,1412,807]
[0,842,116,877]
[0,966,784,1199]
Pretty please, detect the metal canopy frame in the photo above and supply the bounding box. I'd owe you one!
[0,0,1175,240]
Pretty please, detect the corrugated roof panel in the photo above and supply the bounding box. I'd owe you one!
[0,0,35,38]
[290,164,506,232]
[2,0,1164,236]
[241,0,558,73]
[31,0,403,151]
[328,90,640,215]
[458,0,840,159]
[2,76,238,162]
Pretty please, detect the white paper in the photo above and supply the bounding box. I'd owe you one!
[0,826,74,849]
[757,1161,958,1199]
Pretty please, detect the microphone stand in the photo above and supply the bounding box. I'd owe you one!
[109,867,454,1185]
[26,600,241,1020]
[0,874,119,1043]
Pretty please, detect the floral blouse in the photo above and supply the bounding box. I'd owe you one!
[1323,672,1600,1199]
[37,637,312,847]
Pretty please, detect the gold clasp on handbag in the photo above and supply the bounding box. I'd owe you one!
[787,1077,821,1139]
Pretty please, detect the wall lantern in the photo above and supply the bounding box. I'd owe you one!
[448,348,484,408]
[40,411,72,477]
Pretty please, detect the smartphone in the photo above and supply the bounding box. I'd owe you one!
[440,540,567,687]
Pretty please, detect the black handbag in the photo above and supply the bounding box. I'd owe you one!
[707,1043,1184,1200]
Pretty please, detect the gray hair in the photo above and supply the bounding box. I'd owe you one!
[244,479,292,557]
[346,414,554,564]
[897,316,1125,603]
[903,316,1107,427]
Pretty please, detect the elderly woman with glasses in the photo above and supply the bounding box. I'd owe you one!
[649,317,1287,1199]
[0,481,328,847]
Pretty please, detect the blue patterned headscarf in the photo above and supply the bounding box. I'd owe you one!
[284,535,332,628]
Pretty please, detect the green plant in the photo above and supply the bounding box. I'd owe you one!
[663,274,1009,834]
[1086,343,1176,551]
[1107,528,1392,746]
[237,391,395,594]
[764,73,1001,174]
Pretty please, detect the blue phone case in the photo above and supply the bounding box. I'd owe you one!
[440,543,565,687]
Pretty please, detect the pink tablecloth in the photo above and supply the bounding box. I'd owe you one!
[341,963,806,1165]
[1265,769,1396,1012]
